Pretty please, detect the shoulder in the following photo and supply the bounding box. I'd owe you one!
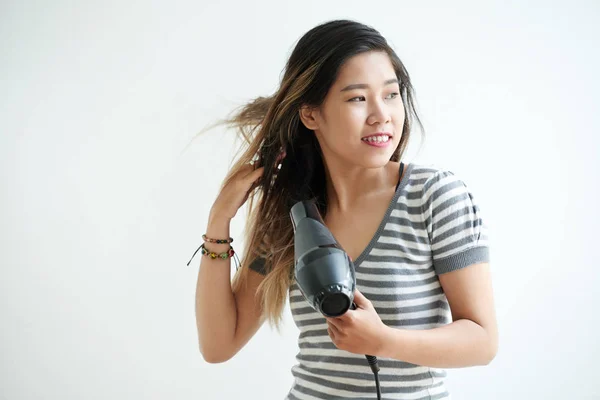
[407,163,463,192]
[405,163,479,211]
[409,162,457,180]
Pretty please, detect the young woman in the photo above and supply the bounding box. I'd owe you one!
[194,19,498,400]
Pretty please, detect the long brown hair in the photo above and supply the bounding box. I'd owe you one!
[196,20,424,331]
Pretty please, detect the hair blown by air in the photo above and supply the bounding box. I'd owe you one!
[190,19,424,331]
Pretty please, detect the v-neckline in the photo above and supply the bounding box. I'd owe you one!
[351,162,412,268]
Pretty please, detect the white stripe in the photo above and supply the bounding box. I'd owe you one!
[291,281,443,299]
[432,221,477,250]
[378,232,430,251]
[293,375,438,400]
[430,185,466,213]
[358,259,433,271]
[293,361,429,376]
[359,280,441,295]
[389,208,426,220]
[292,306,448,323]
[431,199,475,228]
[409,171,436,180]
[355,270,436,282]
[432,213,474,241]
[434,242,483,260]
[368,247,431,262]
[296,321,447,336]
[294,365,436,388]
[368,293,447,308]
[423,173,456,205]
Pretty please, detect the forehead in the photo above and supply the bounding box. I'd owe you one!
[333,51,396,86]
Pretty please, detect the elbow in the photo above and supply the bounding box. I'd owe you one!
[199,344,234,364]
[201,352,230,364]
[482,332,499,365]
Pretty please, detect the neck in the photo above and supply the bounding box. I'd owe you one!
[323,159,400,214]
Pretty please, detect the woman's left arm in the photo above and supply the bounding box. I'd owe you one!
[378,261,498,368]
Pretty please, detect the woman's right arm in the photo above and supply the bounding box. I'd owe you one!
[195,152,286,362]
[195,212,266,363]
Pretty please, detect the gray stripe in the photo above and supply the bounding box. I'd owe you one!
[356,274,439,289]
[355,266,434,275]
[292,369,446,394]
[290,285,445,304]
[425,188,468,231]
[430,192,471,222]
[434,214,482,245]
[433,203,480,231]
[289,384,449,400]
[379,223,430,243]
[293,299,449,317]
[291,379,446,399]
[291,286,445,304]
[294,354,421,369]
[366,240,432,256]
[434,234,483,258]
[294,364,447,382]
[297,314,448,330]
[359,253,433,264]
[386,201,428,216]
[407,177,429,185]
[430,193,474,230]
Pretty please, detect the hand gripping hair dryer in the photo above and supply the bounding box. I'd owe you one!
[290,199,382,400]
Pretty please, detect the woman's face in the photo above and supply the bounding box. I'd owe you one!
[301,50,405,169]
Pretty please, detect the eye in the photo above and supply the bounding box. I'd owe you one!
[348,96,365,102]
[386,92,400,99]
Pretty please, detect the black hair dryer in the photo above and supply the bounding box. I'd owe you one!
[290,199,356,317]
[290,199,382,399]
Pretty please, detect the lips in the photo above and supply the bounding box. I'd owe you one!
[361,132,392,139]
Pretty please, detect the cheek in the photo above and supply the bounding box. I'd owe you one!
[394,103,406,123]
[320,106,363,136]
[331,106,366,132]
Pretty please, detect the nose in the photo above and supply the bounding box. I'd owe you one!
[367,98,391,126]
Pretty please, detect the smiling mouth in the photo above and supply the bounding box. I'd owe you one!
[361,134,391,143]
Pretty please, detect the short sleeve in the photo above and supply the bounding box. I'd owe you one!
[248,256,268,275]
[421,169,490,275]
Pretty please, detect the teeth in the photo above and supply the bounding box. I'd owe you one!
[362,135,390,143]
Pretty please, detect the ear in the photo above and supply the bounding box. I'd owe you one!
[299,105,320,130]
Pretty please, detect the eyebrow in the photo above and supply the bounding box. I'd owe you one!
[340,78,400,92]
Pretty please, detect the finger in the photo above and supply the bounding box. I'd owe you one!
[326,317,344,330]
[352,289,371,308]
[327,322,341,339]
[327,325,336,341]
[244,165,265,182]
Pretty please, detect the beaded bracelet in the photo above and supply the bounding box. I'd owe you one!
[200,243,235,259]
[202,233,233,244]
[186,239,240,271]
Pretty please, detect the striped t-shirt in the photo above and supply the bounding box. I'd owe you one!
[251,162,490,400]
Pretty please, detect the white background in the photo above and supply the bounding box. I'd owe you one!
[1,1,599,399]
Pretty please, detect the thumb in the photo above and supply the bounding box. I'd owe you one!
[353,288,371,308]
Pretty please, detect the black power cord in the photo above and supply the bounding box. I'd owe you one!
[365,355,381,399]
[349,303,381,399]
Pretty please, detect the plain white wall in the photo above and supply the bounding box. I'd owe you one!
[1,1,598,399]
